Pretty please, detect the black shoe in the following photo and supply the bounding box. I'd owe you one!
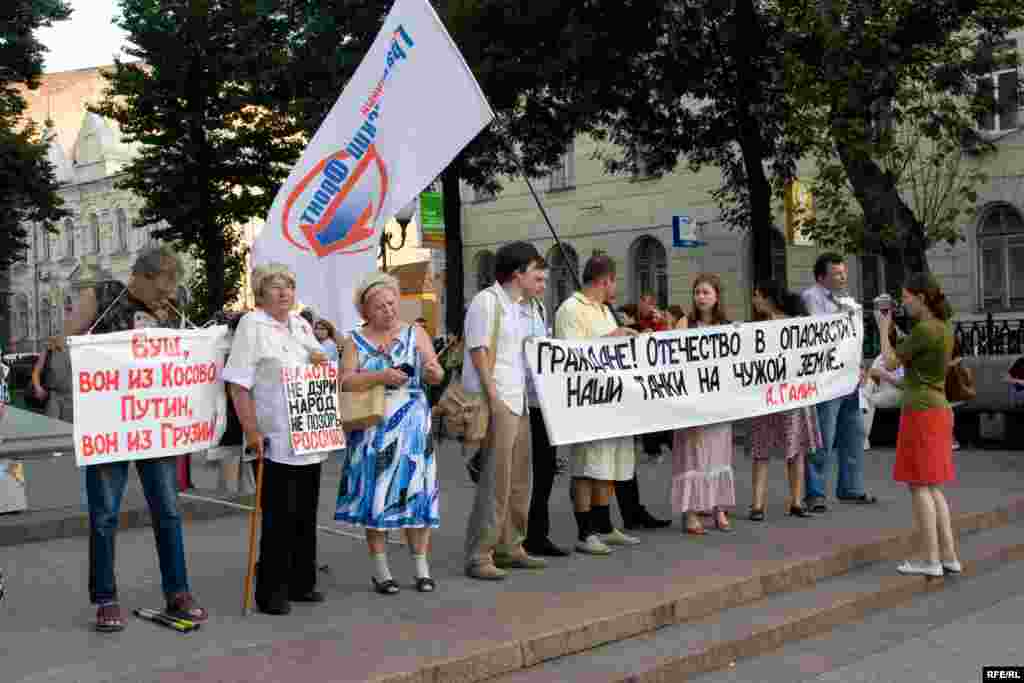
[290,590,326,603]
[624,509,672,530]
[524,538,571,557]
[256,598,291,615]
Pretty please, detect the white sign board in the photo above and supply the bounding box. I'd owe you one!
[69,327,231,467]
[283,362,346,455]
[526,314,862,446]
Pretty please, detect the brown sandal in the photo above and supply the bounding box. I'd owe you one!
[165,592,209,622]
[95,604,125,632]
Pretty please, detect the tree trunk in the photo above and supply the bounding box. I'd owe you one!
[834,138,930,274]
[442,166,465,337]
[732,0,776,285]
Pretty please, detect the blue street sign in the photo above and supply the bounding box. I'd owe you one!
[672,215,706,248]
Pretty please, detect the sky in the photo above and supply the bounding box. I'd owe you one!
[37,0,131,73]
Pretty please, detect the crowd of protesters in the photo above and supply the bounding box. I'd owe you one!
[33,243,965,627]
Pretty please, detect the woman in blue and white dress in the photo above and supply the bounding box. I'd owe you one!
[336,273,444,595]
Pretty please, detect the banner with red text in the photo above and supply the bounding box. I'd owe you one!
[525,313,863,446]
[69,327,231,467]
[283,361,345,456]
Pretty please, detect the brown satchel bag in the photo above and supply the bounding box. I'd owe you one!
[945,361,977,402]
[339,338,387,431]
[436,290,501,445]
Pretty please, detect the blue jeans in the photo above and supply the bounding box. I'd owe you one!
[806,391,866,502]
[86,457,189,605]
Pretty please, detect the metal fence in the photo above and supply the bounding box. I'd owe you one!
[863,311,1024,358]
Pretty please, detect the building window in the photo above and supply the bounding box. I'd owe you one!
[14,294,29,341]
[631,236,668,309]
[115,209,128,252]
[473,186,497,203]
[546,243,579,314]
[548,142,575,192]
[37,225,51,262]
[64,218,75,258]
[38,300,50,339]
[978,203,1024,310]
[475,250,496,291]
[89,213,100,254]
[977,40,1019,134]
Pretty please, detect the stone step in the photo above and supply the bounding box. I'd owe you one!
[488,520,1024,683]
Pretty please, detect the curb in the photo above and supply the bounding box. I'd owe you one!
[0,492,247,547]
[376,498,1024,683]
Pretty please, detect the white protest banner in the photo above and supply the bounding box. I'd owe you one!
[282,362,345,456]
[69,327,231,467]
[253,0,495,334]
[526,313,863,446]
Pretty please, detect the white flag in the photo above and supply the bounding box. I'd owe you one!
[254,0,494,333]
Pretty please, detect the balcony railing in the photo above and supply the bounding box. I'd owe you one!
[863,311,1024,358]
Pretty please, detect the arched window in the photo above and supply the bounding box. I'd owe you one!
[14,294,28,340]
[476,250,496,291]
[37,225,50,262]
[63,218,75,258]
[38,300,50,339]
[978,203,1024,309]
[546,243,579,314]
[89,213,100,254]
[630,236,668,309]
[115,209,128,252]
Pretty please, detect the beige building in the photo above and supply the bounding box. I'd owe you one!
[460,38,1024,328]
[6,66,169,352]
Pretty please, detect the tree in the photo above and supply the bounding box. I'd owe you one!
[0,0,71,270]
[93,0,306,320]
[782,0,1024,274]
[268,0,666,334]
[582,0,803,286]
[796,87,992,260]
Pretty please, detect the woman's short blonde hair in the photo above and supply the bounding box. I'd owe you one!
[353,272,401,312]
[251,263,297,301]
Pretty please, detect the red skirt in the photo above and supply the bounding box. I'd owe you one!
[893,407,955,485]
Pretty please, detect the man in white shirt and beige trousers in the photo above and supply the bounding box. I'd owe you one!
[464,242,550,580]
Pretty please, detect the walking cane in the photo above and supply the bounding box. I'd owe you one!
[242,445,266,616]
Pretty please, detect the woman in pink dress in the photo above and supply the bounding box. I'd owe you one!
[672,274,736,534]
[746,281,820,521]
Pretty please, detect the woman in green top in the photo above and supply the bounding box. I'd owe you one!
[877,273,960,578]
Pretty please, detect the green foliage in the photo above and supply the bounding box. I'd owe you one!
[0,0,72,271]
[93,0,307,320]
[781,0,1024,272]
[583,0,805,283]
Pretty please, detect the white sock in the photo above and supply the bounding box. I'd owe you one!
[412,553,430,579]
[372,552,392,583]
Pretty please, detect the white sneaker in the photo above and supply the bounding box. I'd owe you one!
[942,559,963,574]
[952,441,961,451]
[863,440,871,451]
[575,535,613,555]
[896,560,943,577]
[600,528,641,546]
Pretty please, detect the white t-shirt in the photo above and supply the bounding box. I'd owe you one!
[222,309,328,466]
[462,283,526,416]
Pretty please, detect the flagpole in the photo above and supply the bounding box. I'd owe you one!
[516,158,622,326]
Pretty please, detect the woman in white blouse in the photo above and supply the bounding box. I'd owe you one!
[224,263,330,616]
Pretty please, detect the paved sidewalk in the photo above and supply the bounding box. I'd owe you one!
[0,443,1021,683]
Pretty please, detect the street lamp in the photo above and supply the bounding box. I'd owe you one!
[380,200,416,271]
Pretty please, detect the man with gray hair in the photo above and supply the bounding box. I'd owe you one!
[56,244,208,632]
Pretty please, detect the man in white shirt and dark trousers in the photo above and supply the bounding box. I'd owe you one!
[801,253,878,512]
[464,242,550,580]
[519,269,571,557]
